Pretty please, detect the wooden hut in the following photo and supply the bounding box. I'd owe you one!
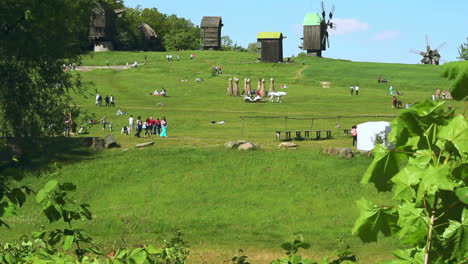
[301,13,325,56]
[89,1,124,51]
[200,16,223,50]
[257,32,284,62]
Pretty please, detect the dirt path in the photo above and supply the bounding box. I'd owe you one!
[293,65,308,79]
[76,65,129,72]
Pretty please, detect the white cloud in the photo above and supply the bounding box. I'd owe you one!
[329,18,369,35]
[372,30,400,41]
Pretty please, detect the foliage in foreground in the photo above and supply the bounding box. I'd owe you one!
[353,100,467,264]
[0,0,96,137]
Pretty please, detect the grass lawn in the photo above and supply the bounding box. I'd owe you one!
[2,51,465,263]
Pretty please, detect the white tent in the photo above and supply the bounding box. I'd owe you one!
[356,121,391,151]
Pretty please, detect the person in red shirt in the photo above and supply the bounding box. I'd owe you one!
[154,118,161,135]
[149,117,156,134]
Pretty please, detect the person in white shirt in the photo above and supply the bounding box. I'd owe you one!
[355,85,360,96]
[128,115,134,133]
[349,86,354,95]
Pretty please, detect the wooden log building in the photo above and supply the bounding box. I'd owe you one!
[301,13,325,56]
[200,16,223,50]
[257,32,284,62]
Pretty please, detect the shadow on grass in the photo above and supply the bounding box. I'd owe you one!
[1,136,96,175]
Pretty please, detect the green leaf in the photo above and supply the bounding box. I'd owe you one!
[128,248,147,264]
[43,204,62,222]
[391,166,423,200]
[0,201,16,217]
[442,215,468,261]
[362,144,406,191]
[6,188,27,207]
[352,198,399,242]
[455,187,468,204]
[397,202,427,246]
[418,164,459,197]
[80,203,92,220]
[36,189,47,203]
[144,245,162,255]
[43,180,58,193]
[62,233,75,250]
[414,100,446,117]
[408,150,433,169]
[438,115,468,157]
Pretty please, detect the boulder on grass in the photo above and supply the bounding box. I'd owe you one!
[278,142,298,149]
[136,142,155,148]
[237,142,259,150]
[224,140,247,149]
[104,135,119,148]
[338,148,354,159]
[91,138,104,152]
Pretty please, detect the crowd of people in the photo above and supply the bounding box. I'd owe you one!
[95,94,116,107]
[125,115,168,138]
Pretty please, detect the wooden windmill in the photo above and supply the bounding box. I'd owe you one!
[200,16,223,50]
[410,35,446,65]
[300,1,335,57]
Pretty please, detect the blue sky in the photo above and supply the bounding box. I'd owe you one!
[125,0,467,64]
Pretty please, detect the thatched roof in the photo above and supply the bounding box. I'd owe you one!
[201,16,223,28]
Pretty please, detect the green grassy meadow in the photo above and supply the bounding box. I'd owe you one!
[3,51,465,263]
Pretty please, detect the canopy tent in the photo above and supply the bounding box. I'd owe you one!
[356,121,391,151]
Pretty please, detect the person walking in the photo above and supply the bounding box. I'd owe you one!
[351,125,357,146]
[105,95,110,107]
[128,115,134,134]
[134,116,143,138]
[349,86,354,95]
[110,95,115,107]
[100,116,107,130]
[144,118,151,138]
[154,118,161,135]
[355,85,360,96]
[159,117,168,137]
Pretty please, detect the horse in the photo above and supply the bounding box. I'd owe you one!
[268,91,287,103]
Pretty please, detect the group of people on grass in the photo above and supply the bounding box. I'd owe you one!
[95,94,116,107]
[150,88,167,96]
[125,115,168,138]
[349,85,360,95]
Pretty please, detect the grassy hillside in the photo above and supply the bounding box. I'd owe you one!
[3,51,464,263]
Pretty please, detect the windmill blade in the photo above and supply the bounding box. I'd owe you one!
[410,49,423,55]
[329,5,335,19]
[436,41,447,50]
[321,1,326,20]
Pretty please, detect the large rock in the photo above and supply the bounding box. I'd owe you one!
[338,148,354,159]
[104,134,119,148]
[91,138,104,152]
[135,142,155,148]
[278,142,298,149]
[224,140,247,149]
[237,142,259,150]
[321,147,354,159]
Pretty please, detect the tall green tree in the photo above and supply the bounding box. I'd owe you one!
[0,0,96,138]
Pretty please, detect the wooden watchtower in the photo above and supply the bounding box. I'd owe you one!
[301,13,325,56]
[200,16,223,50]
[257,32,284,62]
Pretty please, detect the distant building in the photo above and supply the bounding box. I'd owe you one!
[257,32,284,62]
[200,16,223,50]
[88,1,125,52]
